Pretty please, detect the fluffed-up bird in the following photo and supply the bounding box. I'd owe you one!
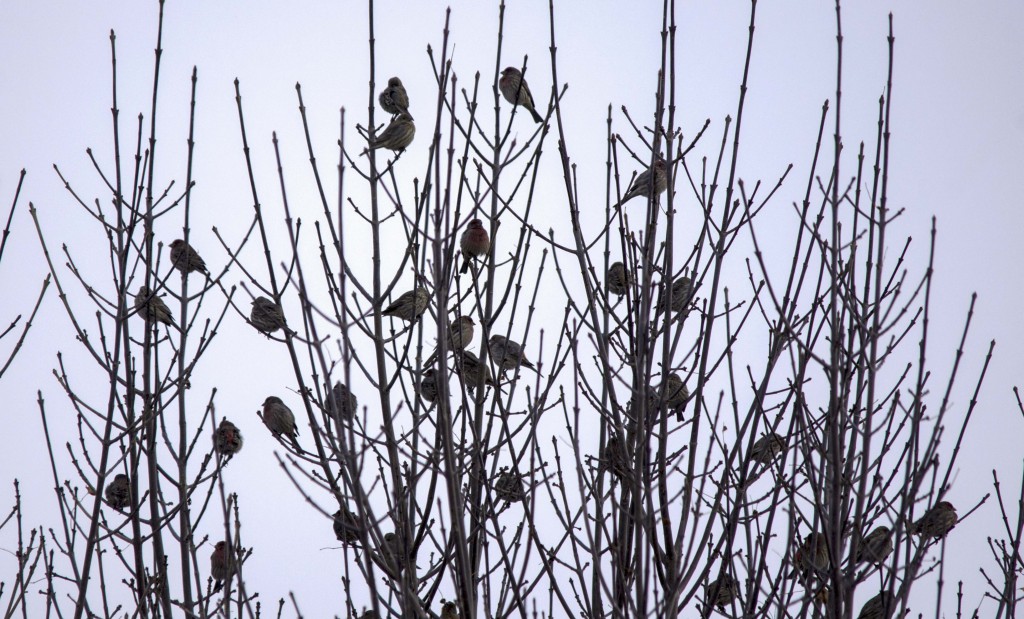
[169,239,208,276]
[104,473,131,511]
[857,591,893,619]
[328,381,358,422]
[210,541,236,589]
[660,373,689,409]
[488,334,537,374]
[381,287,429,322]
[261,396,301,453]
[448,316,475,351]
[617,159,668,206]
[705,573,739,610]
[606,261,630,297]
[250,296,287,335]
[494,468,527,503]
[913,501,957,540]
[456,350,496,392]
[333,505,362,544]
[656,275,693,314]
[135,286,176,327]
[795,532,830,577]
[418,368,443,403]
[381,531,402,570]
[499,67,543,123]
[440,601,459,619]
[368,112,415,153]
[856,525,893,566]
[460,218,491,274]
[213,418,244,457]
[378,76,411,118]
[749,432,786,465]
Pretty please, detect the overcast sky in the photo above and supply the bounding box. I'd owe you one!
[1,1,1023,616]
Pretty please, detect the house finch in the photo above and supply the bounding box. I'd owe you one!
[333,505,362,544]
[494,468,526,503]
[104,473,131,511]
[606,261,630,297]
[856,525,893,566]
[488,334,537,373]
[656,275,693,313]
[250,296,287,334]
[455,350,496,392]
[169,239,208,276]
[704,573,739,610]
[440,601,459,619]
[134,286,175,327]
[660,373,689,409]
[448,316,475,351]
[795,532,830,576]
[459,218,491,274]
[417,368,444,403]
[381,287,429,322]
[601,435,632,482]
[368,112,415,153]
[381,531,402,570]
[857,591,893,619]
[749,432,786,465]
[378,76,410,118]
[617,159,668,206]
[261,396,301,452]
[213,418,243,457]
[210,541,236,587]
[327,381,358,422]
[498,67,543,123]
[913,501,957,540]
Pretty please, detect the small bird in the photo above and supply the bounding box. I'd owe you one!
[749,433,786,465]
[368,112,415,153]
[418,368,442,403]
[378,76,411,118]
[210,541,236,589]
[381,288,429,322]
[857,591,892,619]
[601,435,631,482]
[499,67,543,123]
[440,601,459,619]
[213,418,244,457]
[169,239,208,276]
[250,296,287,335]
[333,506,362,544]
[104,473,131,511]
[460,218,491,275]
[494,468,526,503]
[606,262,630,297]
[656,275,693,314]
[618,159,668,206]
[327,381,358,422]
[660,373,689,409]
[856,525,893,566]
[913,501,958,540]
[456,350,496,392]
[381,531,402,570]
[261,396,301,452]
[488,334,537,374]
[134,286,176,327]
[795,532,830,576]
[705,573,738,610]
[448,316,475,351]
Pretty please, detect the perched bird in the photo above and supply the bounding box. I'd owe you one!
[327,381,358,422]
[210,541,236,588]
[656,275,693,314]
[333,506,362,544]
[488,334,537,374]
[660,373,689,409]
[368,112,415,153]
[494,468,526,503]
[448,316,475,351]
[618,159,668,206]
[913,501,958,540]
[498,67,543,123]
[456,350,496,392]
[857,591,892,619]
[856,525,893,566]
[213,419,244,457]
[601,435,632,482]
[440,601,459,619]
[381,288,429,322]
[606,262,630,297]
[459,218,491,274]
[749,432,786,465]
[250,296,287,335]
[261,396,301,452]
[418,368,443,403]
[378,76,410,118]
[104,473,131,511]
[134,286,175,327]
[169,239,208,276]
[795,532,830,576]
[358,611,380,619]
[705,573,739,610]
[381,531,402,570]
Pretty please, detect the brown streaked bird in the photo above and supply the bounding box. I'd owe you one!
[749,432,786,465]
[606,261,630,297]
[488,334,537,373]
[333,505,362,544]
[368,112,415,153]
[250,296,287,335]
[459,218,491,275]
[857,591,893,619]
[169,239,208,276]
[210,541,236,589]
[213,418,244,457]
[704,573,739,610]
[856,525,893,566]
[601,434,631,482]
[448,316,475,351]
[499,66,543,123]
[456,350,496,392]
[656,275,693,314]
[660,372,689,409]
[381,531,402,570]
[135,286,176,327]
[261,396,301,453]
[913,501,958,540]
[494,468,526,503]
[378,76,410,118]
[327,381,358,422]
[795,532,830,576]
[618,159,668,206]
[381,288,429,322]
[104,473,131,511]
[418,368,443,403]
[440,601,459,619]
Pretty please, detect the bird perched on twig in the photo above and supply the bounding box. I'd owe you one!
[455,350,496,392]
[704,573,739,610]
[460,218,490,275]
[378,76,411,118]
[367,112,415,153]
[656,275,693,314]
[250,296,287,335]
[488,334,537,374]
[856,525,893,566]
[857,591,892,619]
[417,368,443,403]
[660,373,689,410]
[440,601,459,619]
[424,315,475,366]
[260,396,301,453]
[913,501,957,540]
[382,288,429,322]
[795,532,830,579]
[494,468,527,503]
[327,381,358,422]
[169,239,208,277]
[210,541,236,591]
[104,473,131,511]
[333,505,362,544]
[617,159,668,207]
[749,432,786,465]
[499,67,543,124]
[213,418,243,457]
[135,286,176,328]
[606,262,630,297]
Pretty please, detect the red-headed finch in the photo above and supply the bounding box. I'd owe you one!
[378,76,410,118]
[104,473,131,511]
[382,288,429,322]
[488,334,537,373]
[459,218,491,274]
[135,286,175,327]
[213,418,243,457]
[618,159,668,206]
[913,501,957,540]
[856,525,893,566]
[261,396,301,452]
[210,541,236,588]
[169,239,208,276]
[368,112,415,153]
[250,296,287,335]
[499,67,543,123]
[705,573,739,610]
[606,261,630,297]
